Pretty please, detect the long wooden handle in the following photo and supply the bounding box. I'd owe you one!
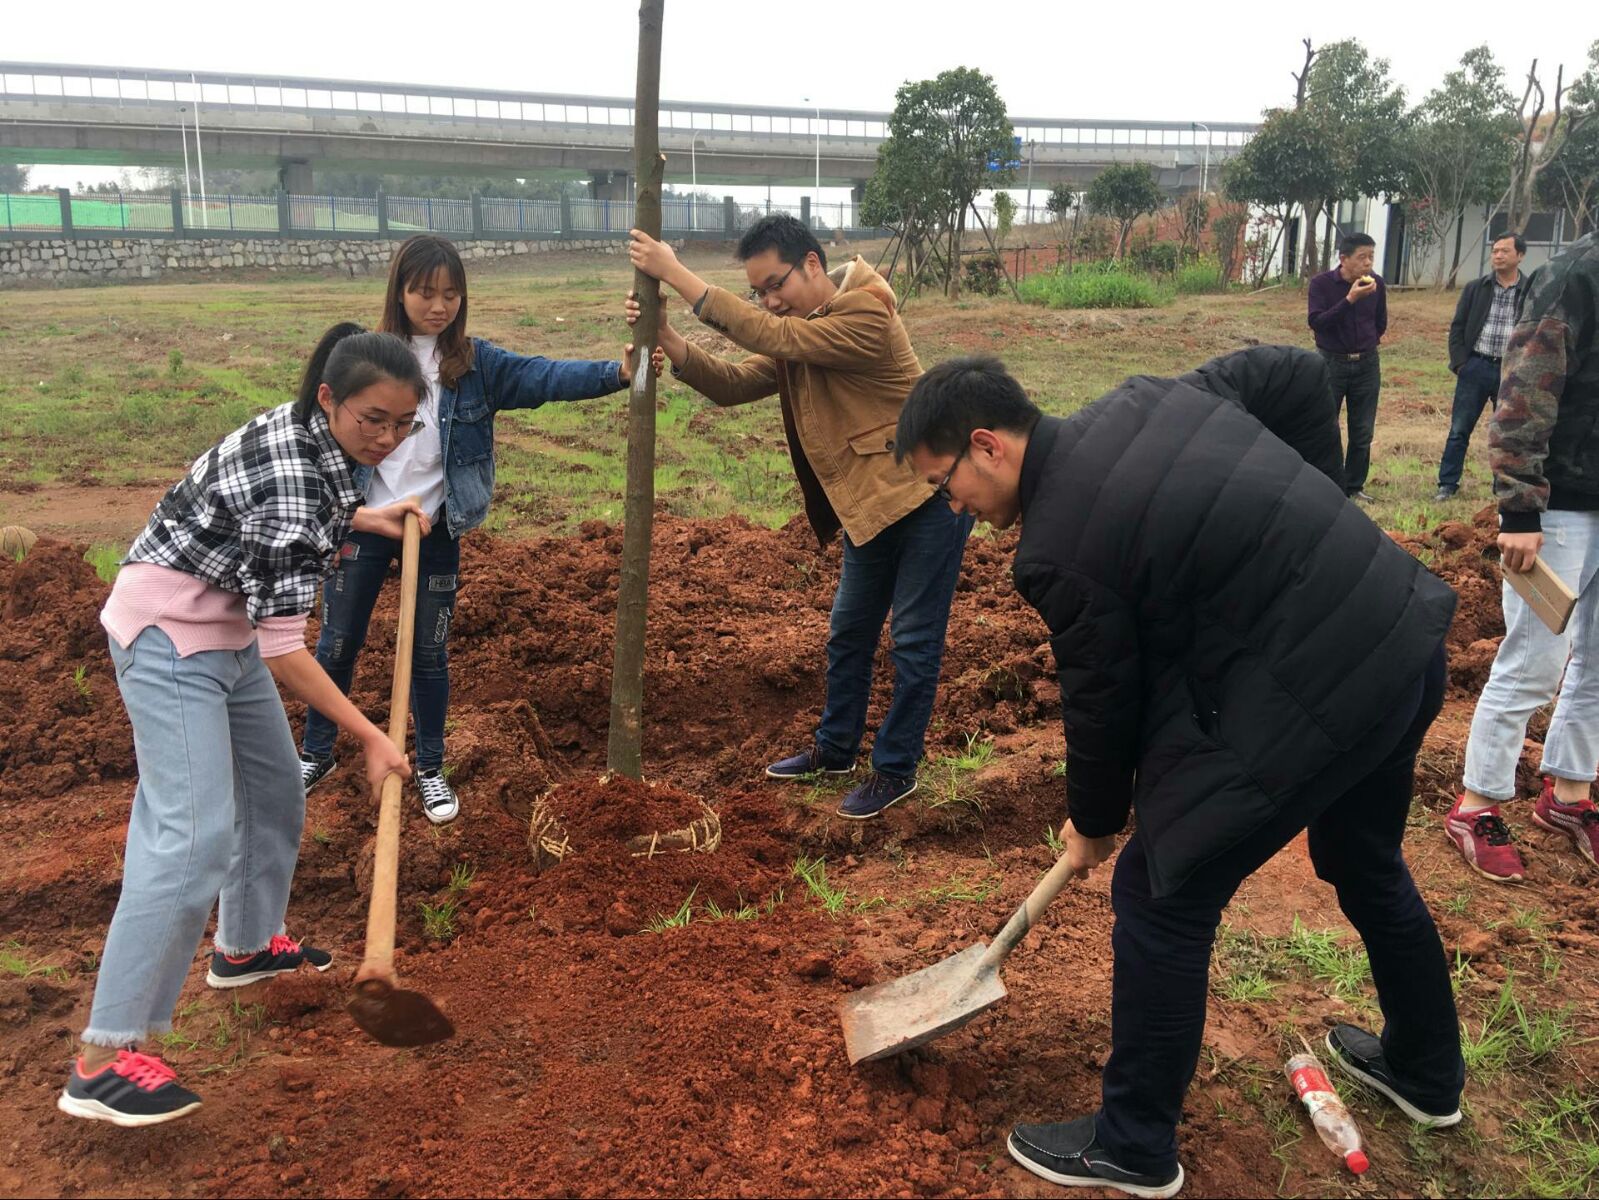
[975,851,1078,972]
[356,512,422,985]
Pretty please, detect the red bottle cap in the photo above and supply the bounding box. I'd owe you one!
[1346,1150,1369,1175]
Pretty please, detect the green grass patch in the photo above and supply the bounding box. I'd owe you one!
[84,545,122,583]
[1019,265,1173,310]
[643,887,698,933]
[0,940,64,980]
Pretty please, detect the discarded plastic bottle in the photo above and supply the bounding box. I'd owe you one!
[1286,1051,1369,1175]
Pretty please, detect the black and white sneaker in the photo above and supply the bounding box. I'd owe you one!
[418,768,460,825]
[58,1050,202,1127]
[205,934,331,989]
[300,753,337,793]
[1326,1025,1462,1128]
[1008,1115,1184,1199]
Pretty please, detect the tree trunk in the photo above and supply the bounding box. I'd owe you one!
[605,0,666,780]
[1445,208,1467,289]
[1300,200,1321,278]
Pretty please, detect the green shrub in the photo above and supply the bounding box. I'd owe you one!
[1019,266,1171,310]
[963,255,1005,296]
[1129,240,1182,276]
[1175,258,1228,295]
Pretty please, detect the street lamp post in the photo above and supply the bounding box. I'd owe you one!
[689,133,706,231]
[803,96,821,224]
[1191,121,1212,195]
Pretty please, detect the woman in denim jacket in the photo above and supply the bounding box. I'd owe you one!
[299,234,654,822]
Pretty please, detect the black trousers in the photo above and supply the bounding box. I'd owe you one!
[1322,350,1382,493]
[1092,645,1463,1175]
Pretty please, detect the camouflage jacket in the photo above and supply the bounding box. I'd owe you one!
[1490,233,1599,532]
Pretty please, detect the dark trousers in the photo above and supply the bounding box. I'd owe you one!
[1437,354,1501,491]
[815,497,974,779]
[1321,350,1382,494]
[1094,645,1463,1176]
[301,520,460,770]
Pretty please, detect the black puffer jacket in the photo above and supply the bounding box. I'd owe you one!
[1014,346,1456,897]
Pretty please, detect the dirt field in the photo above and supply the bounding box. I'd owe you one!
[1,258,1596,1198]
[1,501,1596,1198]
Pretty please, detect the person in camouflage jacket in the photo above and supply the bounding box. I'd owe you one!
[1450,234,1599,882]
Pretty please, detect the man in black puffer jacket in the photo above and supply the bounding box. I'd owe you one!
[896,347,1464,1199]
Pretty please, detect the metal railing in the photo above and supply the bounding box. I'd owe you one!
[0,189,899,239]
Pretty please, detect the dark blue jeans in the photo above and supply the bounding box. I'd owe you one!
[1437,354,1501,491]
[1094,644,1462,1176]
[1321,350,1382,493]
[815,497,974,780]
[301,521,460,770]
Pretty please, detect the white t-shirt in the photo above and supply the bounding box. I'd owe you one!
[366,335,448,521]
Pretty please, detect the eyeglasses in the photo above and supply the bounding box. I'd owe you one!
[348,411,426,440]
[934,443,968,502]
[748,262,799,302]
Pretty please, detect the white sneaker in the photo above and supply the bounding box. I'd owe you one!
[417,768,459,824]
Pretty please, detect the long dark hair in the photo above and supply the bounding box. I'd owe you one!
[379,234,474,390]
[292,323,425,424]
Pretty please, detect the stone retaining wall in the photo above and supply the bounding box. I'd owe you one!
[0,235,631,287]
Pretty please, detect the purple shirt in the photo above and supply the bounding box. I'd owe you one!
[1307,268,1388,354]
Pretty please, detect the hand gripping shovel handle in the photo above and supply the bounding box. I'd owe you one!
[976,849,1079,973]
[354,512,422,990]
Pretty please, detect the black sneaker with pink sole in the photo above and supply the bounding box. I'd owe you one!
[58,1050,201,1127]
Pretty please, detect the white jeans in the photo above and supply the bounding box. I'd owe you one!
[1464,509,1599,801]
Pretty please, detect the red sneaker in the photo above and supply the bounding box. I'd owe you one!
[1531,777,1599,868]
[1445,797,1525,882]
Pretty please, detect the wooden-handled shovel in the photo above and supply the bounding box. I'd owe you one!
[839,849,1078,1065]
[347,512,455,1047]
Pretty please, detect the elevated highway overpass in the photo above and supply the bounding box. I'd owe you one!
[1,63,1257,199]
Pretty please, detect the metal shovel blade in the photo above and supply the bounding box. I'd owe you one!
[839,942,1007,1065]
[347,979,455,1048]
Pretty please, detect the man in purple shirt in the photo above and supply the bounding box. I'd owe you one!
[1308,233,1387,501]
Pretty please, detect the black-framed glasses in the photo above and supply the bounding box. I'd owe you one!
[934,443,968,502]
[350,412,426,440]
[748,262,799,302]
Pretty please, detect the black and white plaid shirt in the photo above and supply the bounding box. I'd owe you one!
[1474,276,1521,359]
[126,403,364,625]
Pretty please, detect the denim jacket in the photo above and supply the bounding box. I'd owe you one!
[352,337,623,539]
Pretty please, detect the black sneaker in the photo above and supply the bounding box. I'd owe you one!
[58,1050,201,1127]
[1008,1116,1184,1198]
[1325,1025,1462,1128]
[418,768,460,824]
[765,745,854,780]
[300,753,337,793]
[837,772,917,820]
[1433,486,1458,502]
[205,934,330,989]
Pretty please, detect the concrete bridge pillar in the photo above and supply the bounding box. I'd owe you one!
[280,159,313,194]
[588,170,633,202]
[851,180,868,204]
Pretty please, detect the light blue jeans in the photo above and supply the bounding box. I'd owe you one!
[1463,509,1599,801]
[84,627,304,1046]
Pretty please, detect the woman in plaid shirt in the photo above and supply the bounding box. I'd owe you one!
[59,324,431,1128]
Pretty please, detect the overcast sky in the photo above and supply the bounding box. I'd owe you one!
[7,0,1595,193]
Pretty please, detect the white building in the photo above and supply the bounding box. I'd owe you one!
[1264,198,1589,285]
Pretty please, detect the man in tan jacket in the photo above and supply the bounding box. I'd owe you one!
[628,214,973,819]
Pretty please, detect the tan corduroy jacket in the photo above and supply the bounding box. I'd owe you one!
[673,256,934,546]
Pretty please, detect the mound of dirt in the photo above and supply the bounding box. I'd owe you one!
[1388,504,1505,695]
[0,540,130,801]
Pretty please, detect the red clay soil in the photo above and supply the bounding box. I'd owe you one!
[0,510,1596,1198]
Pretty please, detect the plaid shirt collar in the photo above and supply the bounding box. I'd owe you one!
[307,409,364,512]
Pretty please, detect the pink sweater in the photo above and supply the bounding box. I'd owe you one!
[101,563,309,659]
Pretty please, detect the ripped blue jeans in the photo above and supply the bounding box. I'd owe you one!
[301,520,460,770]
